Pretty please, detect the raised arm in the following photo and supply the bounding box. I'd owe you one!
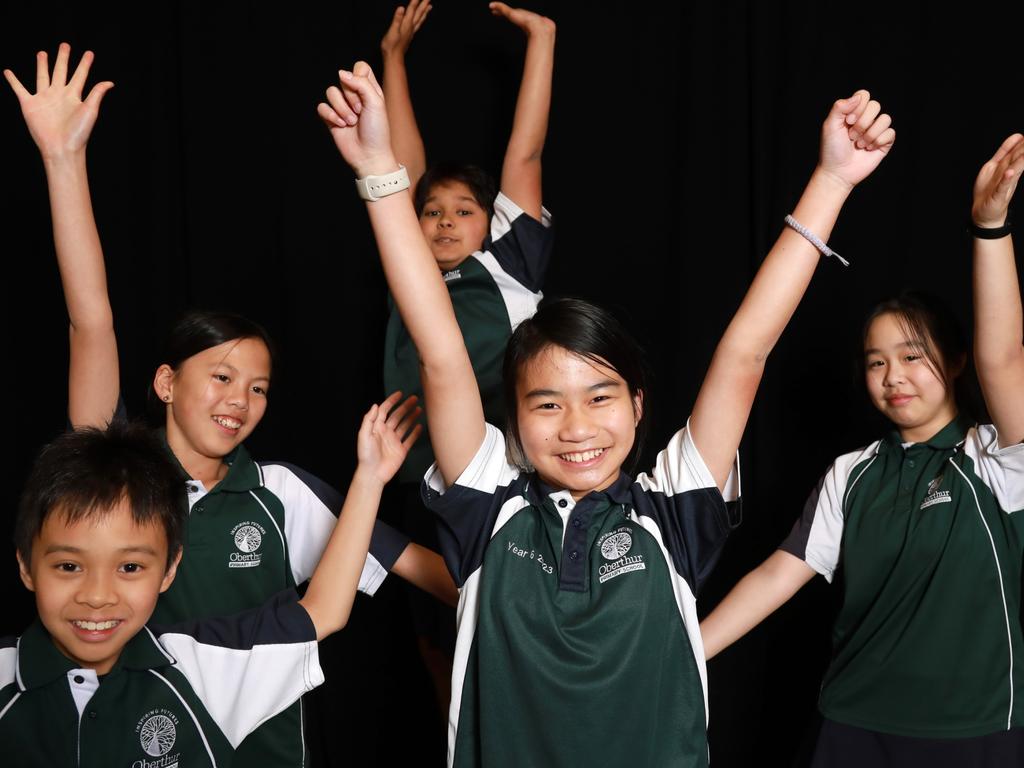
[690,91,895,489]
[301,393,422,639]
[700,550,816,659]
[380,0,432,190]
[971,134,1024,444]
[492,2,555,219]
[319,63,485,487]
[5,45,118,428]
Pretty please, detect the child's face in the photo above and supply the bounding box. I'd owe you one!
[17,498,180,675]
[515,345,641,501]
[864,312,957,442]
[419,181,490,272]
[157,337,271,462]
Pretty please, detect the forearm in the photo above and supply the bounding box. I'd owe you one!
[382,52,427,190]
[500,22,554,218]
[392,542,459,606]
[362,175,486,482]
[700,550,816,660]
[43,154,114,331]
[300,467,384,639]
[691,169,852,486]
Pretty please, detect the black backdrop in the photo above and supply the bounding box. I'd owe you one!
[4,1,1024,765]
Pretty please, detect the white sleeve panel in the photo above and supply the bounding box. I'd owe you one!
[0,647,15,690]
[963,424,1024,513]
[802,450,872,582]
[260,464,385,595]
[474,250,544,330]
[158,632,323,749]
[638,420,739,501]
[424,423,519,496]
[489,191,552,241]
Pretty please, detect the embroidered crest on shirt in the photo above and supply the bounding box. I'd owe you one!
[597,528,646,583]
[229,521,266,568]
[442,268,462,282]
[136,708,179,760]
[920,473,951,510]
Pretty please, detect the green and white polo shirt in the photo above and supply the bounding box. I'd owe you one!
[423,422,740,768]
[781,416,1024,738]
[0,589,323,767]
[385,192,553,482]
[152,440,409,767]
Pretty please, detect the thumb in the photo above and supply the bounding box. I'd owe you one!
[84,81,114,109]
[828,90,866,126]
[351,61,384,99]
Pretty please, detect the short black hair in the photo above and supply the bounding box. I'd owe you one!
[414,162,498,221]
[16,422,186,570]
[503,297,652,473]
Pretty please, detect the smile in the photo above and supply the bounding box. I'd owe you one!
[558,448,606,464]
[434,236,459,245]
[212,415,242,430]
[72,619,120,631]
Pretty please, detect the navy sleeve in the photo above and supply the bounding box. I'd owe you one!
[484,192,554,292]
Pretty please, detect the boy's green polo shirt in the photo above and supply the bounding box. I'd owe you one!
[385,191,553,482]
[0,590,323,767]
[782,417,1024,737]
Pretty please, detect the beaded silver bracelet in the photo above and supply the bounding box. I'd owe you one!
[784,214,849,267]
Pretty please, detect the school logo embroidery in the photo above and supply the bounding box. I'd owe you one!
[442,268,462,283]
[229,521,266,568]
[601,532,632,560]
[597,528,645,584]
[135,708,180,767]
[920,473,951,510]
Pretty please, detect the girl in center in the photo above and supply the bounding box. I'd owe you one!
[319,64,894,767]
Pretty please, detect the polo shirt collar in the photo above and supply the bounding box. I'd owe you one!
[15,620,174,692]
[524,471,634,509]
[157,429,262,493]
[879,413,972,453]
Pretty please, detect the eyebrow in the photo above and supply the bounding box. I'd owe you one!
[424,195,479,205]
[523,380,621,399]
[864,340,926,356]
[43,545,160,556]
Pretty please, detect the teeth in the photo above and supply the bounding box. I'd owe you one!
[560,448,604,463]
[73,620,120,631]
[213,416,241,429]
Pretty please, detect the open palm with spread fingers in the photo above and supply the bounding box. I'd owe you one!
[357,393,423,485]
[4,43,113,159]
[973,133,1024,228]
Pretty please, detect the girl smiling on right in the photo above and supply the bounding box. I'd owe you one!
[700,135,1024,766]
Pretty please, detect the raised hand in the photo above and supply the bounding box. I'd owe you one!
[489,2,556,36]
[4,43,113,160]
[818,90,895,191]
[357,392,423,485]
[318,61,398,178]
[381,0,432,57]
[973,133,1024,228]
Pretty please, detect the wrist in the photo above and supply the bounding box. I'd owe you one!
[809,166,856,198]
[354,153,401,180]
[352,464,388,493]
[972,212,1008,229]
[41,148,88,169]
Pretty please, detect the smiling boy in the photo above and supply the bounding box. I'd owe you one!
[1,395,420,766]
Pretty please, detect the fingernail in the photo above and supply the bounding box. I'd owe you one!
[339,69,352,79]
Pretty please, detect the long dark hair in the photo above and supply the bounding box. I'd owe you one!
[503,297,652,474]
[861,291,984,422]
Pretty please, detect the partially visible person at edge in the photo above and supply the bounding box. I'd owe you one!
[700,136,1024,766]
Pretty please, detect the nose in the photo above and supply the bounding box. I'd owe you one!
[558,405,597,442]
[883,360,905,387]
[438,212,454,229]
[77,569,117,609]
[226,382,249,411]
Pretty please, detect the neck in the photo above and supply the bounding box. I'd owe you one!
[165,426,228,489]
[898,407,959,444]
